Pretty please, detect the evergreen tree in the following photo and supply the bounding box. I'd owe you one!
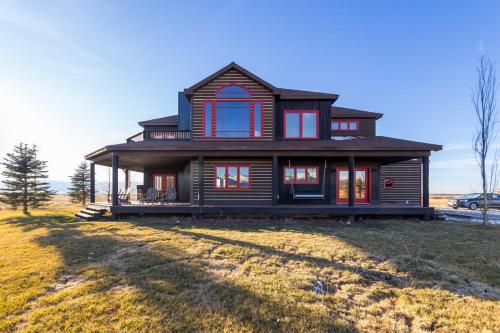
[0,143,55,214]
[68,161,90,205]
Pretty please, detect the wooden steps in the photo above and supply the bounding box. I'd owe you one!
[75,205,107,221]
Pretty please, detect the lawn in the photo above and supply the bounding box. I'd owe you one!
[0,206,499,332]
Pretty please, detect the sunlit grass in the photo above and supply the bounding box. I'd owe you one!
[0,205,499,332]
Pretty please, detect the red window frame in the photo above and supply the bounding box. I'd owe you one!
[283,166,320,185]
[331,120,359,132]
[383,178,396,189]
[214,165,251,190]
[284,110,320,139]
[336,167,370,203]
[202,84,264,139]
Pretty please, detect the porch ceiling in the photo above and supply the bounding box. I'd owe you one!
[93,153,192,172]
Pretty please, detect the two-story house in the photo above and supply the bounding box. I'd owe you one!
[82,62,441,219]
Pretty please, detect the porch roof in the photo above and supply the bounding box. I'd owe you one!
[86,136,441,161]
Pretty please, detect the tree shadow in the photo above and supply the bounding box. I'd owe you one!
[3,215,358,332]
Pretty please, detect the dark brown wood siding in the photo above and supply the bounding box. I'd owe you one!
[330,118,376,136]
[380,159,421,205]
[191,158,273,205]
[276,100,332,140]
[190,69,274,140]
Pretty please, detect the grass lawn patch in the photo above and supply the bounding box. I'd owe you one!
[0,205,499,332]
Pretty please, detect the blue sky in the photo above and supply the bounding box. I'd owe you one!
[0,0,499,193]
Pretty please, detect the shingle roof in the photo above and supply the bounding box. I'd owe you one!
[184,62,338,101]
[86,136,442,160]
[138,115,178,127]
[331,107,383,119]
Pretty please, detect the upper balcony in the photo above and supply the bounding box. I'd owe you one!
[127,130,191,143]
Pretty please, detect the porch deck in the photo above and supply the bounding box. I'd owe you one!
[91,202,434,217]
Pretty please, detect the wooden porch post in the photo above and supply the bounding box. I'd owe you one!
[422,156,429,207]
[89,162,95,204]
[124,169,130,189]
[198,156,204,206]
[112,153,119,207]
[348,155,355,207]
[272,155,278,206]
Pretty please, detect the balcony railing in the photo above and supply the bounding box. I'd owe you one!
[126,132,144,143]
[145,130,191,140]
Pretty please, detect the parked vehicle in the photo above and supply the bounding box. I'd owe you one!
[448,193,500,210]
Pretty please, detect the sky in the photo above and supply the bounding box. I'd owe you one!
[0,0,499,193]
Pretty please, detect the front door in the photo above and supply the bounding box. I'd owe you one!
[153,174,176,193]
[336,167,370,203]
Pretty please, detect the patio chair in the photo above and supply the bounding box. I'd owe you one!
[119,188,132,204]
[108,188,124,203]
[139,188,157,204]
[160,187,177,204]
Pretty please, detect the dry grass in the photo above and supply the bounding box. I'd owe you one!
[0,205,499,332]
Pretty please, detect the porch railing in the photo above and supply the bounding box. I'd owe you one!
[145,130,191,140]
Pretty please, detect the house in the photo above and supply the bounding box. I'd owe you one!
[82,62,441,219]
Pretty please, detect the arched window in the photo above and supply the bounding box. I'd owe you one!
[203,85,262,138]
[215,85,251,99]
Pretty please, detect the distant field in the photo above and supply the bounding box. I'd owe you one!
[0,205,498,332]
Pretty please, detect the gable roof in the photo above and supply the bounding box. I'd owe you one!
[138,115,178,127]
[331,106,383,119]
[184,62,338,101]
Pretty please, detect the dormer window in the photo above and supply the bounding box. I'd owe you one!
[203,85,263,138]
[331,120,359,132]
[284,110,319,139]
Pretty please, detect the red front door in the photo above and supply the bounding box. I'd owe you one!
[336,167,370,203]
[153,174,176,192]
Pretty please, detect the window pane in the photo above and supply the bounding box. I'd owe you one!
[254,102,262,137]
[284,167,294,183]
[166,175,175,189]
[355,170,366,199]
[331,122,339,131]
[349,121,358,130]
[239,167,249,188]
[338,171,349,199]
[302,112,317,138]
[204,102,212,137]
[307,168,317,183]
[216,167,226,189]
[227,167,238,188]
[154,176,163,191]
[216,101,250,137]
[340,122,348,130]
[285,112,300,137]
[296,168,306,183]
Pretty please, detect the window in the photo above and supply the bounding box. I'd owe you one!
[153,174,176,192]
[284,110,319,139]
[383,178,395,189]
[331,120,359,132]
[283,166,319,184]
[336,167,370,203]
[215,165,250,189]
[203,85,263,138]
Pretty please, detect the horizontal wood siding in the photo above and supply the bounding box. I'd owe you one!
[191,69,274,140]
[380,160,421,205]
[330,118,376,136]
[276,100,332,140]
[192,159,272,205]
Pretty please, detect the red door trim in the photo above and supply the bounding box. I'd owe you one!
[336,167,370,204]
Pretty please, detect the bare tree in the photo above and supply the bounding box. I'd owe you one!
[472,54,497,225]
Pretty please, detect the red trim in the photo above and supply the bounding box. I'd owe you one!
[331,120,360,132]
[383,178,396,189]
[284,110,319,139]
[336,167,370,203]
[214,165,251,190]
[283,166,320,184]
[202,97,264,139]
[152,173,176,192]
